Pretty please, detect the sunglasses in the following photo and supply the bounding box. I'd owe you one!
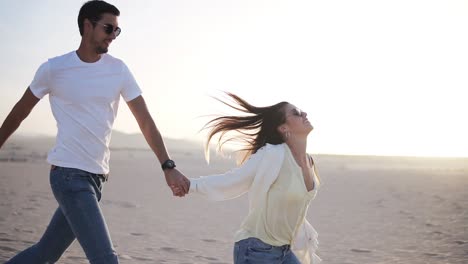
[291,108,303,117]
[93,21,121,37]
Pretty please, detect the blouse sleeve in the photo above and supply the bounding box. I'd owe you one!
[189,147,267,201]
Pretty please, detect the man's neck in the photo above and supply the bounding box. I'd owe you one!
[76,43,101,63]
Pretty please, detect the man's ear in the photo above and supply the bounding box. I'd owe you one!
[83,19,93,35]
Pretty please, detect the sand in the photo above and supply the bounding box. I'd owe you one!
[0,134,467,264]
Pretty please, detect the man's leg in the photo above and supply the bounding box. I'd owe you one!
[51,166,118,264]
[5,207,76,263]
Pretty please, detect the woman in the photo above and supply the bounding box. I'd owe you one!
[181,92,321,263]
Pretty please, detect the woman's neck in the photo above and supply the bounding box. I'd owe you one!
[286,137,309,166]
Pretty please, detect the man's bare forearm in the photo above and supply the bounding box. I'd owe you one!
[0,103,31,149]
[138,118,171,165]
[0,88,40,149]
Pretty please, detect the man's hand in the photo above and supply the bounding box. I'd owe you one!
[164,168,190,197]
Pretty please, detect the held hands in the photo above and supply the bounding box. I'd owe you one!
[164,168,190,197]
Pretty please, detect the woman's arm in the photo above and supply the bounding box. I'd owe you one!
[189,147,267,201]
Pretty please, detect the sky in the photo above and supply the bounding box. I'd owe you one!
[1,0,467,157]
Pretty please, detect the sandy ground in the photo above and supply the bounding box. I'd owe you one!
[0,135,467,264]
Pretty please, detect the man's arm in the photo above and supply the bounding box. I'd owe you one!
[0,88,40,149]
[126,95,190,196]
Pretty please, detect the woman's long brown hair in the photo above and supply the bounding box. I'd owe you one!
[203,92,289,163]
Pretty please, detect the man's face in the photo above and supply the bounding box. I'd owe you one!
[89,13,120,54]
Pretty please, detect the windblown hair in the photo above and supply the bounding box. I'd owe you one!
[78,0,120,36]
[203,92,289,163]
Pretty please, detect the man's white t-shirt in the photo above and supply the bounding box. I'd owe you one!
[29,51,142,174]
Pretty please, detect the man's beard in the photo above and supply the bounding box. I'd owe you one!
[96,46,108,54]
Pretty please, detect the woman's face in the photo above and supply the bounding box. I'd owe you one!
[280,103,313,137]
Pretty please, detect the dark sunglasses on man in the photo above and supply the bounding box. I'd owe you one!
[92,21,121,37]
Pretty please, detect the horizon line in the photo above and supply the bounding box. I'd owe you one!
[11,131,468,159]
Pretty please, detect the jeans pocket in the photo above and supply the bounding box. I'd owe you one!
[65,173,95,194]
[247,238,274,253]
[245,239,279,263]
[49,167,59,188]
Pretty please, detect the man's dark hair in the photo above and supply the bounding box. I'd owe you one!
[78,0,120,36]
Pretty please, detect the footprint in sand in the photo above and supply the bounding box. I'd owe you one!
[0,237,15,242]
[425,222,440,228]
[119,254,132,260]
[430,231,445,236]
[102,200,139,209]
[132,256,155,262]
[130,232,146,237]
[399,210,416,219]
[391,192,402,201]
[0,245,17,252]
[202,238,218,243]
[160,247,185,254]
[0,201,13,207]
[350,248,372,253]
[14,228,34,234]
[423,252,439,257]
[195,255,220,261]
[66,255,87,261]
[452,202,463,210]
[28,197,38,202]
[394,248,417,254]
[374,198,384,207]
[34,193,52,201]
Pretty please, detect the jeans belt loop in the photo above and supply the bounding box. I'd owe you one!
[99,173,109,182]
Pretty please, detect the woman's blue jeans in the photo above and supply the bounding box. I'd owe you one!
[6,166,118,264]
[234,237,300,264]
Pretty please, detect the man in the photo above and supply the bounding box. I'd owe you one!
[1,1,189,263]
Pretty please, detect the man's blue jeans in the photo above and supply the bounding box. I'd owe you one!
[6,166,118,264]
[234,237,300,264]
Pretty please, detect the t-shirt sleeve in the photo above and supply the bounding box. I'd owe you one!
[120,63,142,102]
[29,61,50,99]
